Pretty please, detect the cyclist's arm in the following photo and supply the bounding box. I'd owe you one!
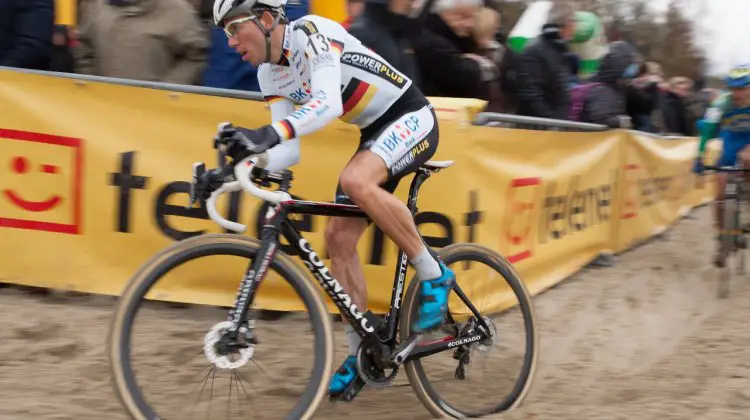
[269,22,344,141]
[258,65,301,172]
[698,96,727,156]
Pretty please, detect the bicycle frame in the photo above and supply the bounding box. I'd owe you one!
[707,164,750,238]
[224,166,488,363]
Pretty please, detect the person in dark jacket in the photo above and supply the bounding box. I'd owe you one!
[348,0,423,88]
[516,1,576,120]
[624,62,662,133]
[661,76,694,136]
[0,0,54,70]
[578,41,640,128]
[415,0,497,100]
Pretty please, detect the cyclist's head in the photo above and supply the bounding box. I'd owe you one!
[214,0,288,66]
[726,64,750,107]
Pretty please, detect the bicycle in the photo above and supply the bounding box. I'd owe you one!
[108,144,539,419]
[705,163,750,298]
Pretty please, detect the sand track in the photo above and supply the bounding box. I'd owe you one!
[1,206,748,420]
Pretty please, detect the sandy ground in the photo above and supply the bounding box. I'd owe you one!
[2,206,750,420]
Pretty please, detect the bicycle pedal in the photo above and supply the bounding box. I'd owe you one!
[328,377,365,403]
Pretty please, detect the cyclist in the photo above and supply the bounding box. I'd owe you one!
[693,63,750,266]
[211,0,455,401]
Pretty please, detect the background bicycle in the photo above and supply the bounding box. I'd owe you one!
[705,163,750,298]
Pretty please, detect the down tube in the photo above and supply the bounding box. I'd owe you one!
[280,221,380,339]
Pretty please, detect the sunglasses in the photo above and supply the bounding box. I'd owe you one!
[223,15,256,38]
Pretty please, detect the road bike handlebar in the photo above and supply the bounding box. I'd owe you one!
[704,165,750,173]
[234,156,291,205]
[189,153,291,234]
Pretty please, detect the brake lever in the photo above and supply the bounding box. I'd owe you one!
[187,162,206,209]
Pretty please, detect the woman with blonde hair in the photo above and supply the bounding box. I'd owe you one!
[471,6,520,112]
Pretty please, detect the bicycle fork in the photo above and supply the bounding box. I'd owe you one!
[224,225,281,342]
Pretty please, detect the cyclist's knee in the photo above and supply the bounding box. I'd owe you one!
[340,153,387,202]
[325,218,367,257]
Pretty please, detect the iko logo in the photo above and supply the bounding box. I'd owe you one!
[298,238,375,332]
[448,335,481,348]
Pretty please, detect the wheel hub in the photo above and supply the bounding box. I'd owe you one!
[472,316,498,352]
[203,321,254,369]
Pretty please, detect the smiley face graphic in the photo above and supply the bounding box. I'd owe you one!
[3,156,63,212]
[1,128,84,234]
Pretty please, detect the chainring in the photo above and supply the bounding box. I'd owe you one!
[356,345,399,389]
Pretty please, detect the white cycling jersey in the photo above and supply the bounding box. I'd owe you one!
[259,15,415,172]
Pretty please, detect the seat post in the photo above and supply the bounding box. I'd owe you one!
[406,168,431,216]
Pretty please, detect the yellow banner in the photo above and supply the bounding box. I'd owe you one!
[613,132,718,252]
[0,69,716,314]
[467,127,621,298]
[310,0,347,23]
[55,0,77,26]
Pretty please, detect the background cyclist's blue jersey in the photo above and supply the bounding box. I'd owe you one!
[698,92,750,156]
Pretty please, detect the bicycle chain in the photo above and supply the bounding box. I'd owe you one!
[355,320,486,390]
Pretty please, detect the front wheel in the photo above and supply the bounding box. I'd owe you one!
[400,243,539,418]
[718,197,739,298]
[108,234,334,420]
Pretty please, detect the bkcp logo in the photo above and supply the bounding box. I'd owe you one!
[0,128,84,234]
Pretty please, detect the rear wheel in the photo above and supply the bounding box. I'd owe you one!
[108,234,334,420]
[400,243,538,418]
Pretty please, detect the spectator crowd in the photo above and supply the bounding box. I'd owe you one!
[0,0,719,136]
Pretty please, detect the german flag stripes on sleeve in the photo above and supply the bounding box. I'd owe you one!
[271,119,297,141]
[263,95,285,104]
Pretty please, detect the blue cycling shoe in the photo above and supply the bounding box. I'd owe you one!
[328,355,364,401]
[412,263,455,333]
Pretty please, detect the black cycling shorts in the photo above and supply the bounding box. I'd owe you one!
[334,103,440,205]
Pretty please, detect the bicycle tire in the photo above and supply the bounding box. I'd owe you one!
[108,234,334,420]
[399,243,539,418]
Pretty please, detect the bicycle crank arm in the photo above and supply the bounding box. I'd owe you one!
[389,333,422,365]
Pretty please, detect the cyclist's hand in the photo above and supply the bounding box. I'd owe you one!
[214,123,281,161]
[692,156,705,175]
[194,167,226,202]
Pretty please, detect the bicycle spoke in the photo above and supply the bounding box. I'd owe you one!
[234,368,258,414]
[207,367,217,420]
[187,364,216,420]
[250,358,274,380]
